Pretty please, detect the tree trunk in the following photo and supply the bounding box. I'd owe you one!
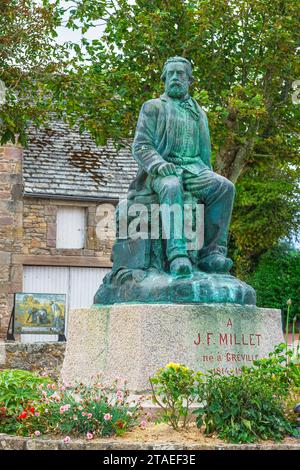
[215,115,258,183]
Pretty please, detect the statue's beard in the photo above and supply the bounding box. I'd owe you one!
[166,81,189,98]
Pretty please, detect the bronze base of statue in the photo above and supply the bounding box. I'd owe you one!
[94,269,256,306]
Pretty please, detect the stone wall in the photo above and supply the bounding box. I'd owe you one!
[0,145,23,339]
[0,141,116,338]
[23,198,115,258]
[0,433,299,450]
[0,341,66,380]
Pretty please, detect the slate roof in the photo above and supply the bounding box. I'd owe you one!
[23,120,138,200]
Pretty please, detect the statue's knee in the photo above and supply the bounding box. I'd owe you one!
[215,175,235,195]
[224,178,235,195]
[160,176,181,195]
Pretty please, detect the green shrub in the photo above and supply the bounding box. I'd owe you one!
[0,369,50,414]
[149,363,203,430]
[247,243,300,323]
[194,369,293,443]
[194,345,299,443]
[249,343,300,392]
[0,369,51,435]
[1,374,142,439]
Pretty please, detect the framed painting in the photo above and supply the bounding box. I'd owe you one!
[13,293,66,335]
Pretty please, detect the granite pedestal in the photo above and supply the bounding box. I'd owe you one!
[61,303,284,393]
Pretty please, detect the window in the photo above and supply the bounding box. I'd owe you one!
[56,206,86,249]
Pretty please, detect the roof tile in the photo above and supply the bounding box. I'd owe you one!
[23,120,138,200]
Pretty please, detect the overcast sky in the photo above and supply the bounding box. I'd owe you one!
[56,24,104,45]
[55,0,105,45]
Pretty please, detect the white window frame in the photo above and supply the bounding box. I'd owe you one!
[56,206,87,249]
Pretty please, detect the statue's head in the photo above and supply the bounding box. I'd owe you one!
[161,56,193,99]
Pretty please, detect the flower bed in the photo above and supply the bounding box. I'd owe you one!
[0,344,299,445]
[0,370,145,440]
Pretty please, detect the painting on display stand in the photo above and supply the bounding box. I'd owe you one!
[13,293,66,335]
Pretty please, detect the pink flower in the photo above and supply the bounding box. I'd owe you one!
[46,384,51,389]
[86,432,93,440]
[87,413,92,419]
[59,404,70,413]
[51,384,56,390]
[34,430,41,437]
[103,413,111,421]
[73,415,78,421]
[42,391,47,397]
[50,392,61,401]
[116,390,123,401]
[60,386,66,391]
[45,409,49,413]
[35,412,40,417]
[64,436,71,444]
[38,384,44,390]
[82,412,86,416]
[140,420,147,429]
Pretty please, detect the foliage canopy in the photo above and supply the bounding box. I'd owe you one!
[1,0,299,270]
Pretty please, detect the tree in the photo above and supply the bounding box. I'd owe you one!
[57,0,299,175]
[247,242,300,322]
[229,163,300,276]
[0,0,68,145]
[1,0,299,273]
[57,0,300,272]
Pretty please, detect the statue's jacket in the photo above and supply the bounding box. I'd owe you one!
[131,93,212,192]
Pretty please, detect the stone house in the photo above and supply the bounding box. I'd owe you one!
[0,120,137,341]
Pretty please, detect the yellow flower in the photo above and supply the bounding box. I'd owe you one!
[166,363,189,372]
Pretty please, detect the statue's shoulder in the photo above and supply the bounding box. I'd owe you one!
[140,98,162,115]
[191,98,207,116]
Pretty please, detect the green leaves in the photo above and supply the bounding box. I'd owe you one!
[0,372,141,438]
[193,344,300,443]
[149,363,204,430]
[0,369,50,413]
[247,243,300,320]
[0,0,298,274]
[0,0,69,146]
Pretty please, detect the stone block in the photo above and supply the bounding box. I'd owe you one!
[47,239,56,248]
[3,145,23,161]
[61,304,284,393]
[0,435,26,450]
[0,216,14,225]
[46,223,56,241]
[0,191,11,199]
[0,342,6,365]
[0,265,10,282]
[11,265,23,284]
[45,205,57,216]
[26,438,61,450]
[11,183,23,199]
[0,251,11,265]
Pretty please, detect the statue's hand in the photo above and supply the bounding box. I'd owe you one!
[157,162,177,177]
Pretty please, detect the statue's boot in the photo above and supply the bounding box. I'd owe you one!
[170,256,193,277]
[198,254,233,274]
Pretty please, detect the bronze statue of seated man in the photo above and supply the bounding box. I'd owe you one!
[94,56,256,306]
[130,56,235,277]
